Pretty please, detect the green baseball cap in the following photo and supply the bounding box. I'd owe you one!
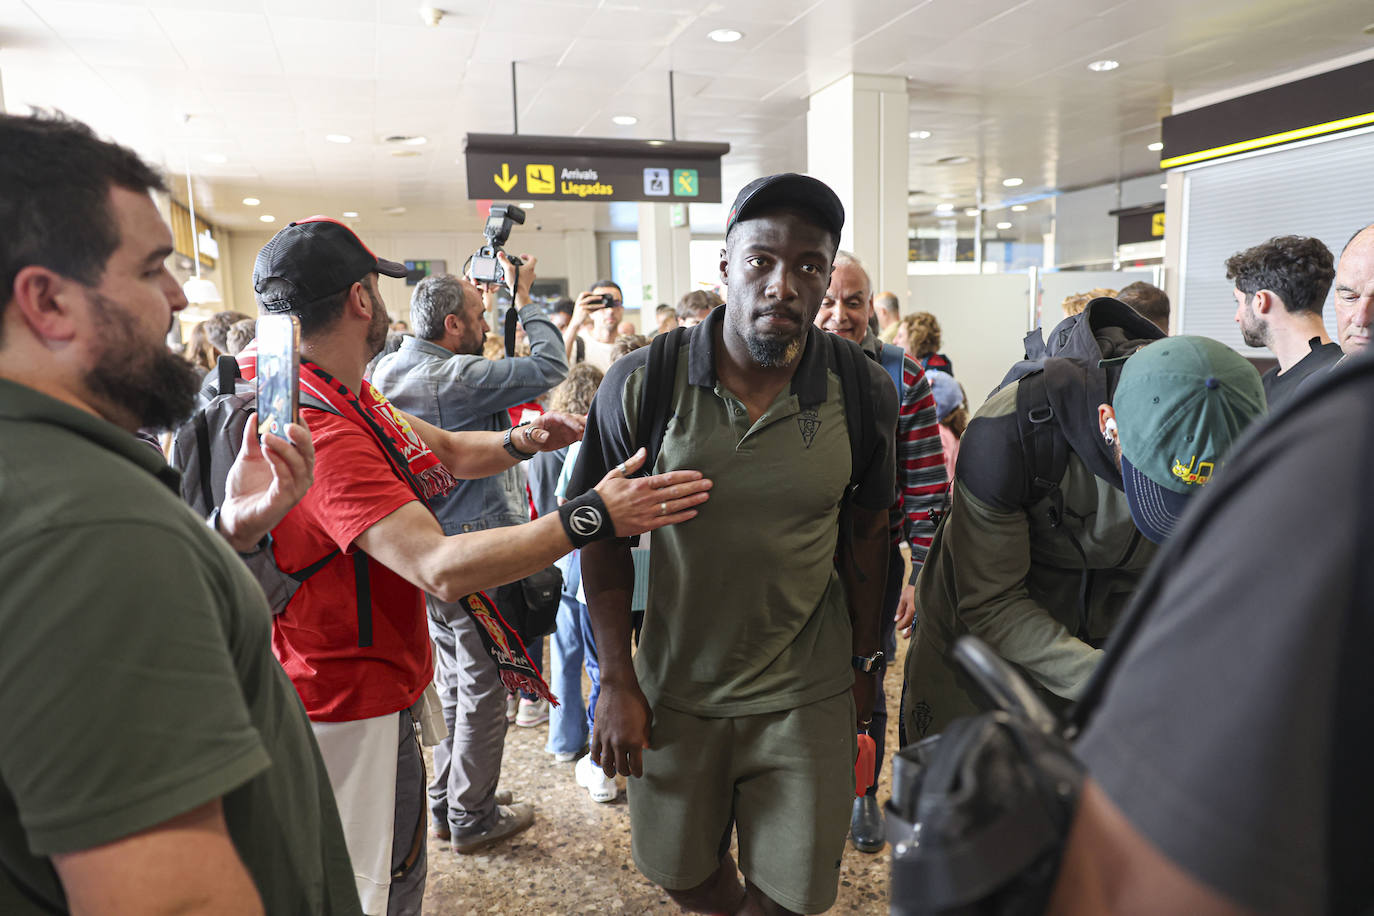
[1113,336,1266,542]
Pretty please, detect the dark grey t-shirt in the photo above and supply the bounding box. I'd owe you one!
[1076,358,1374,914]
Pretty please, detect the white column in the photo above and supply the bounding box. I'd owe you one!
[637,202,689,330]
[807,73,909,301]
[562,229,596,302]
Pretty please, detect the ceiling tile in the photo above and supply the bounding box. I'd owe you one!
[153,7,272,43]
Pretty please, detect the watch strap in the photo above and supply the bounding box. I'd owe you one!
[503,422,535,460]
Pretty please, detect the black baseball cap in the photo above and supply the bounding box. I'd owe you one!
[725,173,844,242]
[253,216,407,313]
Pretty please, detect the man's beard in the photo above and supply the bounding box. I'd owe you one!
[1238,310,1268,349]
[744,329,805,368]
[84,290,201,432]
[364,288,390,360]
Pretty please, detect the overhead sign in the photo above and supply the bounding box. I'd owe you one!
[1160,57,1374,170]
[1110,203,1166,247]
[465,133,729,203]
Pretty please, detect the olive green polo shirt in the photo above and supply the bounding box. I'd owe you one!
[569,310,897,716]
[0,379,359,915]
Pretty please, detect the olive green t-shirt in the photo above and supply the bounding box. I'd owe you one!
[0,379,360,915]
[568,314,897,716]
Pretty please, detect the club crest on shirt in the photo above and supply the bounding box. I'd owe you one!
[797,409,820,448]
[913,700,934,738]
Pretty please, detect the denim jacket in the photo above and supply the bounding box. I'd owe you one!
[370,305,568,532]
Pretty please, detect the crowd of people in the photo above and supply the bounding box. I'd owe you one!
[2,108,1371,916]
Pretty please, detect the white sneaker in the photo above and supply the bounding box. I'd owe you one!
[515,697,549,727]
[575,754,619,803]
[551,749,579,763]
[505,693,519,723]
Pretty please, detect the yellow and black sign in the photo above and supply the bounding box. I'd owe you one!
[1160,57,1374,169]
[465,133,728,203]
[1113,203,1166,247]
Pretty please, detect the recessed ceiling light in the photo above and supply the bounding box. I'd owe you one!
[908,130,932,140]
[1087,59,1120,72]
[202,153,228,164]
[1002,177,1023,188]
[259,214,275,223]
[1147,141,1164,151]
[996,221,1013,230]
[1160,183,1168,189]
[964,208,979,216]
[935,203,954,214]
[612,115,638,126]
[389,149,422,158]
[519,202,534,209]
[708,28,743,43]
[646,139,666,146]
[242,197,260,206]
[325,134,352,144]
[342,211,360,218]
[1011,204,1028,212]
[382,206,407,215]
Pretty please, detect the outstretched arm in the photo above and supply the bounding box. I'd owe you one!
[355,448,711,603]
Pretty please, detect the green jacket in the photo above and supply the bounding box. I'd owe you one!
[902,376,1157,741]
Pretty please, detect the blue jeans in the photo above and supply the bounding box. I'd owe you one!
[545,553,601,755]
[518,634,545,701]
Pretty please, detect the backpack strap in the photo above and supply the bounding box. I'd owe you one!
[353,551,372,648]
[216,354,240,398]
[193,410,216,510]
[1015,370,1090,638]
[299,392,342,416]
[878,342,906,396]
[829,334,875,496]
[636,325,686,472]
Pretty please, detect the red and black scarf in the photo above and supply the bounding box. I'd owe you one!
[237,346,556,703]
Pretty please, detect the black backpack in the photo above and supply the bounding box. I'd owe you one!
[957,300,1164,635]
[634,324,880,512]
[168,356,359,620]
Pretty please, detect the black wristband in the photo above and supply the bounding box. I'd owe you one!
[208,506,270,557]
[558,490,613,547]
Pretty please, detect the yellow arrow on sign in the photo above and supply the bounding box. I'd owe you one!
[493,163,519,193]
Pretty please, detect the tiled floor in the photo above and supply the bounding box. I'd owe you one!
[421,634,908,915]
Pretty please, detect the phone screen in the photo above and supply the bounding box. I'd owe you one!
[255,315,300,438]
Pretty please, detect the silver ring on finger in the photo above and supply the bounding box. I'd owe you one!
[617,461,627,475]
[659,501,668,516]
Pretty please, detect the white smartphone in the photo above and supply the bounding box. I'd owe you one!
[255,314,300,438]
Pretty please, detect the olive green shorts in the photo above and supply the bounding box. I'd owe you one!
[627,691,856,914]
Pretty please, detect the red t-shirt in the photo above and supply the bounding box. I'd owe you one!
[270,408,433,722]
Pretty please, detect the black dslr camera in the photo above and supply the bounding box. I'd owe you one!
[469,204,525,286]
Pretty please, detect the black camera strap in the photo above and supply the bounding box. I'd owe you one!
[503,264,521,357]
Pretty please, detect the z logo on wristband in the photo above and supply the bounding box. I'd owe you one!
[569,506,604,537]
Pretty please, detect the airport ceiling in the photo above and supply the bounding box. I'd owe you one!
[2,0,1372,236]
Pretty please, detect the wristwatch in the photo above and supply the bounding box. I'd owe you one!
[503,421,536,461]
[851,650,885,673]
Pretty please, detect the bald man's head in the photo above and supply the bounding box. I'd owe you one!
[1333,224,1374,356]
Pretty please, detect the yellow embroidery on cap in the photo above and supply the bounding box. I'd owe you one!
[1171,455,1215,486]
